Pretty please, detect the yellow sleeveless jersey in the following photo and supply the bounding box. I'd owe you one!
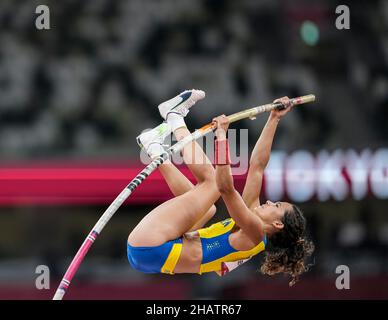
[196,218,267,276]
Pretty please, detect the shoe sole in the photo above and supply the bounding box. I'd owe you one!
[159,90,205,119]
[136,123,171,150]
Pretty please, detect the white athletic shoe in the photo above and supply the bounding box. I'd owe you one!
[136,122,172,159]
[158,89,205,120]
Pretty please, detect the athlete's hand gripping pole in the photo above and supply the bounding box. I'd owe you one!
[52,94,315,300]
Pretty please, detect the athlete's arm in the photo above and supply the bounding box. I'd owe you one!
[213,115,264,244]
[242,96,294,209]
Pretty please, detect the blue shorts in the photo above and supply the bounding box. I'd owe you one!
[127,238,183,274]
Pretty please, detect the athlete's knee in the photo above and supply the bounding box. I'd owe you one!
[199,166,216,184]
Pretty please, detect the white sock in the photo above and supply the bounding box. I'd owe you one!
[166,112,186,132]
[147,143,165,159]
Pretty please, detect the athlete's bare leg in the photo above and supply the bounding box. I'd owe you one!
[128,90,220,246]
[158,159,217,231]
[128,126,220,246]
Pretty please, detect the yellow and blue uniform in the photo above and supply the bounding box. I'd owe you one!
[127,218,267,275]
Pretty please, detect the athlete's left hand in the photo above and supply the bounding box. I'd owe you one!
[271,96,294,119]
[212,114,230,140]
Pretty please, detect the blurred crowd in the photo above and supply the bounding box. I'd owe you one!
[0,0,387,160]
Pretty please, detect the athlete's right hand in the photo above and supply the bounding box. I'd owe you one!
[271,96,294,119]
[212,115,230,140]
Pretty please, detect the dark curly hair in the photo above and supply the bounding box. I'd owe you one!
[260,205,314,286]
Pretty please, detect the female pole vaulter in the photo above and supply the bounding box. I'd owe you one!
[127,90,314,286]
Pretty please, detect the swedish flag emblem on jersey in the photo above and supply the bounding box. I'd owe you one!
[220,218,232,228]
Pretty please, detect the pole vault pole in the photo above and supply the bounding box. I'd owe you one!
[52,94,315,300]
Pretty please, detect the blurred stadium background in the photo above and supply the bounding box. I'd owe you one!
[0,0,387,299]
